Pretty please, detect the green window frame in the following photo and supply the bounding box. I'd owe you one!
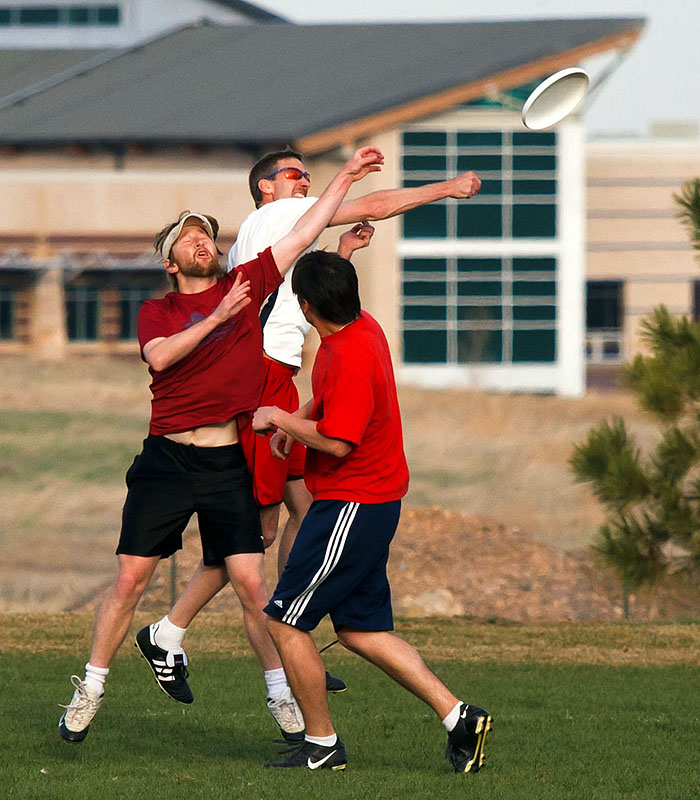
[401,128,557,240]
[400,126,558,366]
[0,285,14,339]
[402,256,557,365]
[66,285,100,341]
[119,287,153,340]
[0,6,120,26]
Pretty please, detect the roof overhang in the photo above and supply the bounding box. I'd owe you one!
[297,26,642,154]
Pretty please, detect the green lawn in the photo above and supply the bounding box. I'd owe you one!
[2,620,699,800]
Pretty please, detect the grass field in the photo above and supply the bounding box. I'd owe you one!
[2,614,699,799]
[0,354,661,611]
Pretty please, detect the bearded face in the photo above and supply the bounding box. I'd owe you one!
[168,224,221,279]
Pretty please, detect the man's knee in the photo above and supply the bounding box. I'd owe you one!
[230,570,267,609]
[113,562,153,601]
[259,504,281,548]
[283,480,311,523]
[336,627,364,653]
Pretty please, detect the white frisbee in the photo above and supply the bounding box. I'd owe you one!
[521,67,590,130]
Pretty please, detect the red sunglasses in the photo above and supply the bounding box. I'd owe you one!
[264,166,311,181]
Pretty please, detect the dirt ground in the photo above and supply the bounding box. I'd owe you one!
[86,504,696,624]
[2,355,694,622]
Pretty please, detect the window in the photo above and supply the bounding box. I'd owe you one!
[401,127,558,366]
[586,281,622,330]
[692,281,700,322]
[66,286,100,341]
[0,285,14,339]
[0,6,120,26]
[402,256,557,364]
[119,287,152,340]
[585,281,623,363]
[401,129,556,240]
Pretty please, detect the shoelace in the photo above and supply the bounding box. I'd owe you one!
[58,676,101,724]
[280,704,301,726]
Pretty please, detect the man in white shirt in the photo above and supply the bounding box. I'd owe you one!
[229,149,481,571]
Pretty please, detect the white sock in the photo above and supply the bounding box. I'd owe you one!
[306,733,338,747]
[264,667,288,701]
[152,616,187,651]
[442,701,464,732]
[84,662,109,694]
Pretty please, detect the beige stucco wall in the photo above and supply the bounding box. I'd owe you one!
[8,135,699,375]
[0,135,403,360]
[586,139,700,359]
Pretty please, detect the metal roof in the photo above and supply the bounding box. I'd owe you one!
[0,49,101,98]
[0,18,644,149]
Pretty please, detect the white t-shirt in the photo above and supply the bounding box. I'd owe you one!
[228,197,318,368]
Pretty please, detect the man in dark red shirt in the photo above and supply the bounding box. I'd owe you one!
[58,147,384,745]
[252,251,492,774]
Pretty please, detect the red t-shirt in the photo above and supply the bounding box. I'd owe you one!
[304,311,410,503]
[137,247,282,435]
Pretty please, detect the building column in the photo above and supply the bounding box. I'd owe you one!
[31,266,67,360]
[556,118,586,397]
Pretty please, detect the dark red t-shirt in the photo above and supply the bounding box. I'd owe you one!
[305,311,410,503]
[137,247,282,435]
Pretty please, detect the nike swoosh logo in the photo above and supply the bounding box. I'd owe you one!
[307,750,337,769]
[460,707,468,719]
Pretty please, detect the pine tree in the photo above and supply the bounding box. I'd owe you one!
[570,179,700,616]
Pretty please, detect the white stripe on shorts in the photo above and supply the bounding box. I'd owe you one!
[282,501,360,627]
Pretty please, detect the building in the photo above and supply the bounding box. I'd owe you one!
[0,0,284,48]
[0,7,645,396]
[585,138,700,374]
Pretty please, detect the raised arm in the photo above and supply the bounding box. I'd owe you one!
[270,146,383,276]
[328,171,481,226]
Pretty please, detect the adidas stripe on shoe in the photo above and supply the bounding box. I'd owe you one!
[135,624,193,704]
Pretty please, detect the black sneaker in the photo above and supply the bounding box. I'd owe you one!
[135,624,193,704]
[325,671,347,693]
[264,738,348,770]
[446,704,492,773]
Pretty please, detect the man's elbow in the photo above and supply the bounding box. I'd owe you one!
[329,439,353,458]
[358,198,386,222]
[144,350,168,372]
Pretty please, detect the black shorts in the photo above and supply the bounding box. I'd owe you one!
[117,435,264,565]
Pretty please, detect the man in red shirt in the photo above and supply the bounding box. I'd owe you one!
[57,147,384,745]
[252,251,492,773]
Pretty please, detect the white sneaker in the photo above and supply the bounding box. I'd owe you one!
[58,675,103,742]
[266,686,305,741]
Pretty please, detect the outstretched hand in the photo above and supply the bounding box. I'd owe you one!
[343,146,384,183]
[338,221,375,259]
[447,171,482,198]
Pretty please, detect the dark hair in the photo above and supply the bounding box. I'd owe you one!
[292,250,361,325]
[249,147,305,207]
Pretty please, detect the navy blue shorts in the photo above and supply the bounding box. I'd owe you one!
[117,435,264,566]
[265,499,401,632]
